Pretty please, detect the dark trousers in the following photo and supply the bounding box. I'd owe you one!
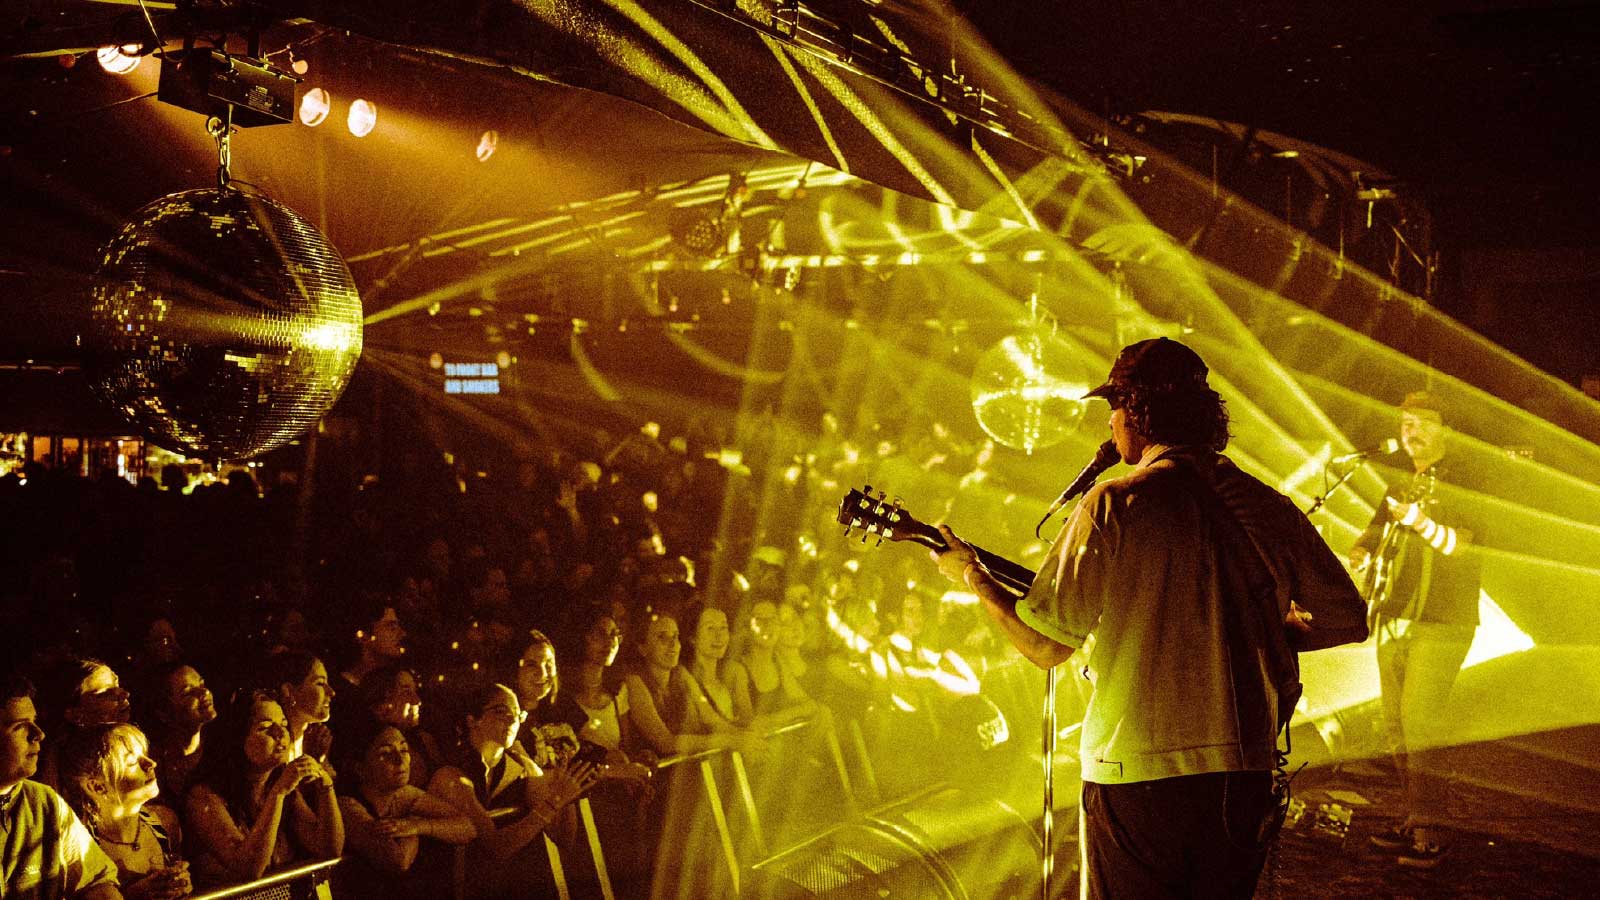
[1081,771,1275,900]
[1375,615,1473,828]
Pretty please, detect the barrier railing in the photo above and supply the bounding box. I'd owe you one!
[188,858,340,900]
[444,714,851,899]
[452,798,613,900]
[651,713,857,896]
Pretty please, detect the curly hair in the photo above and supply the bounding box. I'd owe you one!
[1119,383,1231,451]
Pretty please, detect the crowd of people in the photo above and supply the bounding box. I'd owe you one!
[0,409,1034,899]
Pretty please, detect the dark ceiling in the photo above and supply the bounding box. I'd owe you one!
[4,0,1598,388]
[956,0,1600,244]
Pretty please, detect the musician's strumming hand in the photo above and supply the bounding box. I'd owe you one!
[931,524,987,589]
[1348,547,1371,572]
[1285,601,1314,636]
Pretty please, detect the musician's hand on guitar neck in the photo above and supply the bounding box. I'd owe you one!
[930,524,986,588]
[1348,548,1371,573]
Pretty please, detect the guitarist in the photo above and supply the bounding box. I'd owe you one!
[929,337,1368,900]
[1352,391,1483,869]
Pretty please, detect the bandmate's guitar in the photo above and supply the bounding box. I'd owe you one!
[1360,468,1438,619]
[836,486,1036,595]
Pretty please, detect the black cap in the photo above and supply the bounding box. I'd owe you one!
[1084,337,1210,401]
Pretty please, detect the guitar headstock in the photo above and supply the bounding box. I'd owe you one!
[836,485,943,550]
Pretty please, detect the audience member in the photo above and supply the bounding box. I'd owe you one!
[0,672,121,898]
[58,723,191,899]
[426,684,596,896]
[336,599,408,701]
[260,654,335,765]
[682,605,738,729]
[560,608,631,759]
[35,657,133,788]
[183,693,343,887]
[511,632,578,770]
[335,716,474,899]
[623,610,761,758]
[357,665,441,788]
[726,601,820,729]
[137,664,215,806]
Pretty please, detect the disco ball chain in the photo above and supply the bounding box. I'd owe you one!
[205,108,237,191]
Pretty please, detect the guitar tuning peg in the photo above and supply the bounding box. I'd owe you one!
[874,535,883,547]
[859,531,869,544]
[877,489,887,501]
[862,484,874,497]
[842,525,852,537]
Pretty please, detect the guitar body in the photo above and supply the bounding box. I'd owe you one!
[1360,469,1438,624]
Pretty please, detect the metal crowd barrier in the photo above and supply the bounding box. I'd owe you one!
[188,858,340,900]
[650,714,859,896]
[442,714,858,899]
[451,799,612,900]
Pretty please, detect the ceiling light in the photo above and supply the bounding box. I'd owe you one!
[347,99,377,137]
[96,45,141,76]
[297,87,330,127]
[475,130,499,163]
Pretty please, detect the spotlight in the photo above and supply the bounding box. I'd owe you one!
[96,45,141,76]
[297,87,330,127]
[475,130,499,162]
[291,58,310,76]
[347,99,377,137]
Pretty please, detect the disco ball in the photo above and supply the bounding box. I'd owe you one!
[87,188,363,460]
[970,331,1097,454]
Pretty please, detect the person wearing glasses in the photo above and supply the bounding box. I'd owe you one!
[426,684,596,898]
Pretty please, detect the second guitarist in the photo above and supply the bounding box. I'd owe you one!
[1352,391,1484,869]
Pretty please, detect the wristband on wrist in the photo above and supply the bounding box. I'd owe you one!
[1398,503,1422,527]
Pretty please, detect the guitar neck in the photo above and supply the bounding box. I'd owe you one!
[837,488,1036,596]
[894,528,1035,596]
[970,545,1037,597]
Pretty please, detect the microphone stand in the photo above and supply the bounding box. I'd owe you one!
[1042,664,1057,900]
[1305,461,1362,516]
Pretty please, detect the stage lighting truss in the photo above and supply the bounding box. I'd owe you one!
[685,0,1143,179]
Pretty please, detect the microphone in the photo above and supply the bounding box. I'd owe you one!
[1331,438,1400,465]
[1035,439,1120,538]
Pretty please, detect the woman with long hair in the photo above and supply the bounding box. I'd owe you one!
[681,604,738,730]
[59,723,192,899]
[335,715,475,898]
[511,631,578,770]
[183,692,344,888]
[260,653,336,764]
[623,609,761,759]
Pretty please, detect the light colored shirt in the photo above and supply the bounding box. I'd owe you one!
[1018,445,1363,785]
[0,780,120,899]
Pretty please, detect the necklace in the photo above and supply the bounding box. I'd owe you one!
[98,817,144,851]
